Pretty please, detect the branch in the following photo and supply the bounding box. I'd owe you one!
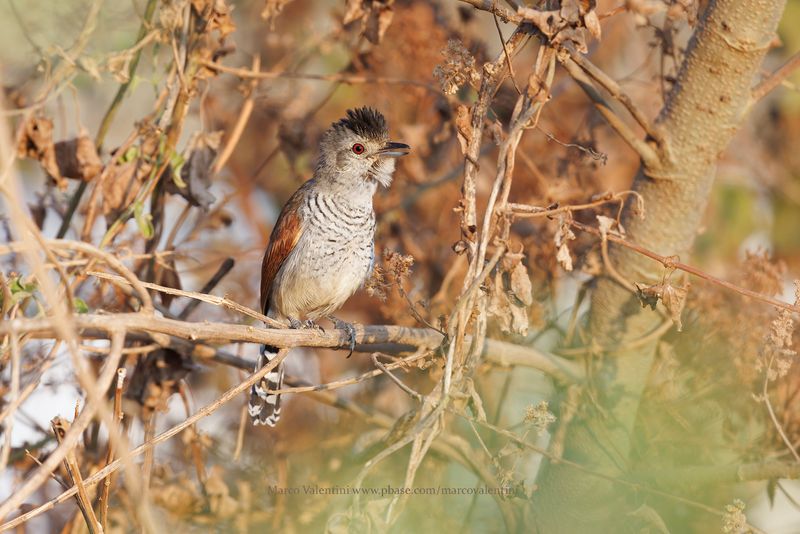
[566,48,664,146]
[199,59,439,93]
[1,313,582,383]
[456,0,522,23]
[752,50,800,102]
[0,349,291,530]
[0,330,125,524]
[571,220,800,315]
[560,58,661,168]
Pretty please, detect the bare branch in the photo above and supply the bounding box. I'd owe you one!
[560,58,661,168]
[571,221,800,315]
[752,50,800,102]
[566,48,664,146]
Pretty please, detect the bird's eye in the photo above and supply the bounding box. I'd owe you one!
[352,143,365,155]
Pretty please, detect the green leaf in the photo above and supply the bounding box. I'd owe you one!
[170,151,187,189]
[133,202,154,238]
[121,146,139,163]
[6,275,37,306]
[73,297,89,314]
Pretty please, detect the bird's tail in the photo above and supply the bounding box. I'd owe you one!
[248,344,284,426]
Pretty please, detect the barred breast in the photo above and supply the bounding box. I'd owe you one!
[270,191,375,321]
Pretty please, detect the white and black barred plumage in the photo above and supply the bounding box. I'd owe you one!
[248,345,284,426]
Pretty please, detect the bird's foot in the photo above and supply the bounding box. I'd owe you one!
[327,316,357,358]
[288,317,325,332]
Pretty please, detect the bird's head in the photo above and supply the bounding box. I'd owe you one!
[318,107,410,188]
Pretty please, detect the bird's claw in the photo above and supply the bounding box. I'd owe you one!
[288,318,325,332]
[327,316,357,357]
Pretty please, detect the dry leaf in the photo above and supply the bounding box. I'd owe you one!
[54,136,103,182]
[167,131,222,210]
[365,2,394,44]
[596,214,616,238]
[554,214,576,272]
[101,160,139,218]
[488,252,533,335]
[661,282,688,331]
[634,279,689,330]
[343,0,395,44]
[454,105,472,155]
[583,10,602,40]
[17,116,63,189]
[509,261,533,306]
[556,244,573,272]
[261,0,293,26]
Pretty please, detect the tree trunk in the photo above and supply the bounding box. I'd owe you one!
[530,1,787,530]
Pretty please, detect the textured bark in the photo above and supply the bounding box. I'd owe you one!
[531,1,787,531]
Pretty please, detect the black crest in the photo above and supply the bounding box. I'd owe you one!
[333,107,387,140]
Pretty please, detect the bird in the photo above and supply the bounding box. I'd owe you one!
[249,107,410,426]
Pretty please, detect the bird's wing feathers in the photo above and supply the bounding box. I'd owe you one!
[260,180,313,315]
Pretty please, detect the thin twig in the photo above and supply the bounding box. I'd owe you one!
[571,220,800,314]
[0,349,291,531]
[752,50,800,102]
[199,59,439,93]
[566,47,664,146]
[87,269,281,327]
[212,55,261,174]
[371,353,423,401]
[52,417,102,534]
[560,58,661,168]
[176,257,236,320]
[57,0,158,239]
[0,330,126,524]
[98,368,126,532]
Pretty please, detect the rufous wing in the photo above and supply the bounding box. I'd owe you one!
[260,180,313,315]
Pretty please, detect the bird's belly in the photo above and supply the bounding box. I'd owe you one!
[272,231,373,320]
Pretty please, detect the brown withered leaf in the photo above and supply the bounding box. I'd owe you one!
[502,251,533,307]
[17,116,63,188]
[153,256,182,307]
[556,244,573,272]
[364,2,394,44]
[343,0,395,44]
[554,214,576,272]
[343,0,366,24]
[634,280,690,331]
[635,282,660,311]
[661,282,689,331]
[166,131,222,210]
[454,104,472,156]
[192,0,236,78]
[584,10,602,40]
[192,0,236,38]
[261,0,293,26]
[54,136,103,182]
[101,160,140,218]
[488,252,534,336]
[126,349,196,412]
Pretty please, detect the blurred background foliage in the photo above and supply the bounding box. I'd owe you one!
[0,0,799,532]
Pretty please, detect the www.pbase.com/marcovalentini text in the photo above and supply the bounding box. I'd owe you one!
[267,485,516,497]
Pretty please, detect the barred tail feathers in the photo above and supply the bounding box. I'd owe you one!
[248,344,284,426]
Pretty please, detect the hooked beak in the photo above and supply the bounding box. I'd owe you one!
[377,141,410,158]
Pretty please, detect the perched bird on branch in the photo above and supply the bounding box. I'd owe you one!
[249,107,410,426]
